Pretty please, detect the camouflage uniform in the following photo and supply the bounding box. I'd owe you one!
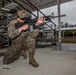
[3,10,39,67]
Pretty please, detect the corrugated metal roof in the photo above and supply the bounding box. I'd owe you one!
[0,0,73,12]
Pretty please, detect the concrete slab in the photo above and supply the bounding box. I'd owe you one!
[0,45,76,75]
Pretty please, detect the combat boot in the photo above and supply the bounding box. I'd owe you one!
[20,50,27,59]
[29,53,39,67]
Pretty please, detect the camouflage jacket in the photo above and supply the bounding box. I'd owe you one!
[8,19,29,39]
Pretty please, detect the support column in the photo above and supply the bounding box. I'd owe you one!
[62,31,65,38]
[57,0,61,44]
[2,0,5,7]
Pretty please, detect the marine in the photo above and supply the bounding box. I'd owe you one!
[3,10,45,67]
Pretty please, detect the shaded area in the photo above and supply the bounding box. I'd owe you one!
[0,52,5,57]
[62,38,76,43]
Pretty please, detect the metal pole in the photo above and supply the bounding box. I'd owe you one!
[7,13,9,48]
[37,10,39,17]
[2,0,5,7]
[57,0,61,44]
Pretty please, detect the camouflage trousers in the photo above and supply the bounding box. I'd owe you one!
[3,29,39,64]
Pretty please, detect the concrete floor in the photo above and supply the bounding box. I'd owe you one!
[0,43,76,75]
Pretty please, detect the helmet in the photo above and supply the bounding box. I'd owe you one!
[17,10,29,19]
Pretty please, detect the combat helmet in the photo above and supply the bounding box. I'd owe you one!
[17,10,29,19]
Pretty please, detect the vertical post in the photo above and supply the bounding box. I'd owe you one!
[7,13,9,48]
[2,0,5,7]
[72,31,75,38]
[37,10,39,17]
[57,0,61,44]
[63,31,65,38]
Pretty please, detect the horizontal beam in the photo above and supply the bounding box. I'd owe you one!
[36,0,56,7]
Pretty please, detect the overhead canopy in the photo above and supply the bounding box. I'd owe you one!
[0,0,73,13]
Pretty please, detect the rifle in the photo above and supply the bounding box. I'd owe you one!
[15,15,51,31]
